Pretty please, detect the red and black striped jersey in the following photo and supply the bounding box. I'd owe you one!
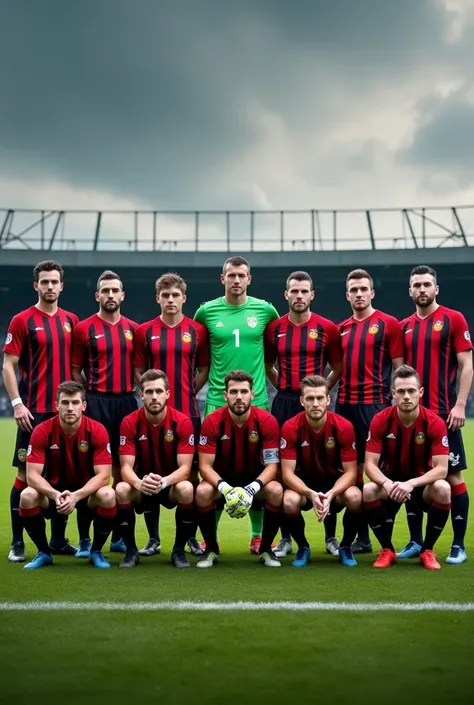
[198,406,280,482]
[72,314,138,394]
[3,306,78,413]
[133,316,209,418]
[337,310,403,405]
[264,313,341,392]
[401,306,472,415]
[280,410,356,486]
[27,415,111,491]
[119,406,195,479]
[366,405,449,480]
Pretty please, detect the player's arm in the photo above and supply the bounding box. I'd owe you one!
[2,352,35,430]
[198,452,222,489]
[324,459,357,503]
[134,366,146,384]
[364,450,391,490]
[71,365,87,386]
[265,362,278,388]
[325,322,343,390]
[195,367,209,392]
[448,350,473,430]
[71,326,88,386]
[326,362,342,390]
[264,321,278,387]
[26,462,62,503]
[59,432,113,514]
[73,464,111,502]
[281,457,312,498]
[162,453,194,488]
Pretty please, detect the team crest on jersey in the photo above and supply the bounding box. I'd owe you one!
[368,324,379,335]
[165,429,174,442]
[182,332,192,344]
[249,430,259,443]
[63,322,72,333]
[79,440,89,453]
[326,437,335,449]
[247,316,258,328]
[124,330,133,341]
[17,448,27,463]
[433,320,443,332]
[308,329,318,340]
[415,432,425,445]
[5,332,12,345]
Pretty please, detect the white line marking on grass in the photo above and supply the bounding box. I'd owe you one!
[1,601,474,612]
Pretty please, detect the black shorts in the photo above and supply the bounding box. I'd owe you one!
[385,487,430,519]
[438,414,467,474]
[12,411,56,469]
[134,487,177,513]
[190,416,201,477]
[271,390,301,429]
[86,392,138,464]
[336,402,390,464]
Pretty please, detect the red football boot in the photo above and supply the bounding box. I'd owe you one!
[373,548,397,568]
[419,550,441,570]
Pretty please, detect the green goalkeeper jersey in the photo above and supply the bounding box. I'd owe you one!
[194,296,279,409]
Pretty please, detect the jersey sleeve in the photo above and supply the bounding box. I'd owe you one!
[279,420,297,461]
[429,416,450,456]
[3,314,28,357]
[337,419,357,462]
[264,320,278,364]
[177,416,196,454]
[198,415,218,453]
[92,424,112,465]
[26,424,48,465]
[133,325,148,369]
[450,311,473,354]
[265,302,280,324]
[385,316,404,360]
[69,312,79,329]
[326,321,343,365]
[119,415,138,456]
[71,324,88,368]
[261,414,280,465]
[196,325,210,367]
[193,305,206,326]
[366,414,385,455]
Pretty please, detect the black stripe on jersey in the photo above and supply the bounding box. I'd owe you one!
[314,324,325,376]
[422,321,432,410]
[357,319,372,403]
[408,426,417,478]
[437,315,449,411]
[393,425,403,477]
[296,424,304,476]
[371,320,385,403]
[344,324,357,398]
[117,325,128,394]
[43,316,54,412]
[298,326,309,382]
[410,320,421,371]
[285,325,294,391]
[158,427,168,476]
[145,327,154,368]
[158,327,168,376]
[103,325,114,394]
[28,316,40,408]
[229,422,237,476]
[55,316,67,389]
[216,419,224,474]
[88,324,100,390]
[58,432,68,491]
[174,331,183,413]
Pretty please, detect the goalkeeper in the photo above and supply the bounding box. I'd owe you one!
[195,370,283,567]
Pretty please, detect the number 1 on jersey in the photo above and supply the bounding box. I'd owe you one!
[233,329,240,348]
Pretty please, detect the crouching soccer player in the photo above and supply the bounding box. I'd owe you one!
[195,370,283,568]
[19,381,116,570]
[364,364,451,570]
[280,375,362,567]
[115,369,196,569]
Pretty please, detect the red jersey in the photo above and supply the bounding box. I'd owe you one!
[3,306,78,413]
[198,406,280,482]
[119,406,195,479]
[133,316,209,418]
[265,313,341,392]
[72,314,138,394]
[337,310,403,405]
[280,410,356,488]
[401,305,472,415]
[366,405,449,480]
[27,415,111,491]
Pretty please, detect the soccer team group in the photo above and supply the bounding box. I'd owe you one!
[3,256,472,572]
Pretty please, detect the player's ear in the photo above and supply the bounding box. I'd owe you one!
[55,400,59,412]
[284,290,289,301]
[434,285,439,296]
[250,389,255,400]
[370,289,375,299]
[220,274,225,285]
[300,395,304,407]
[310,290,315,301]
[33,281,39,292]
[82,401,87,412]
[95,291,100,303]
[419,386,424,398]
[247,275,252,285]
[59,282,64,292]
[345,290,350,301]
[120,291,125,302]
[182,294,187,304]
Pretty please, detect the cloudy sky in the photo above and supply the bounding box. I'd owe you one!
[1,0,474,249]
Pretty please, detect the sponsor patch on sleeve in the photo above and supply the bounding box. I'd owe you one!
[263,448,279,464]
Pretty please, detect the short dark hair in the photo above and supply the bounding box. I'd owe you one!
[224,369,253,390]
[300,375,329,395]
[56,380,86,401]
[140,369,169,390]
[222,256,250,275]
[391,364,421,387]
[346,268,373,290]
[155,272,187,295]
[285,271,313,291]
[97,270,122,291]
[33,260,64,283]
[409,265,437,284]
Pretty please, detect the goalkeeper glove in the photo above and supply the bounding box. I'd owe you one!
[217,480,234,498]
[224,487,252,519]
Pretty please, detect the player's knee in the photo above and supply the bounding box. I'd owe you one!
[362,482,380,503]
[175,480,194,503]
[344,486,363,512]
[115,481,133,504]
[95,485,116,507]
[431,479,451,503]
[195,481,214,507]
[282,490,300,514]
[20,487,40,508]
[265,481,283,506]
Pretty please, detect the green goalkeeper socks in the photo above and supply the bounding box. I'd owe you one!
[249,508,263,538]
[215,509,224,530]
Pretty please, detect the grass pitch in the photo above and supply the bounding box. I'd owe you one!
[1,418,473,704]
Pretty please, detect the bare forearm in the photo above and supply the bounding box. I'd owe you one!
[328,470,357,498]
[26,470,58,501]
[365,462,389,487]
[199,462,223,489]
[195,368,209,393]
[75,471,110,501]
[457,363,473,405]
[2,362,20,400]
[134,367,145,385]
[163,464,192,486]
[71,366,87,386]
[282,470,313,498]
[327,364,342,391]
[410,465,447,488]
[121,464,142,491]
[265,365,278,388]
[256,464,278,486]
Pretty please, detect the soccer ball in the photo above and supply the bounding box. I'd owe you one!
[224,487,252,519]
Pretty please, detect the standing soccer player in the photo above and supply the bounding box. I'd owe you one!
[264,271,342,558]
[399,265,473,564]
[115,370,196,569]
[195,370,282,568]
[71,270,138,557]
[2,260,78,562]
[364,365,451,570]
[134,272,209,557]
[194,256,279,551]
[335,269,404,554]
[19,381,116,570]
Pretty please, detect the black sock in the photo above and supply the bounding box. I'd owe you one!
[117,503,137,552]
[49,512,68,548]
[286,512,310,549]
[278,515,293,542]
[91,506,117,552]
[259,504,282,554]
[173,503,195,551]
[451,483,469,549]
[405,501,424,545]
[77,507,94,542]
[364,500,394,550]
[144,504,161,542]
[340,510,360,548]
[356,516,371,544]
[19,507,51,555]
[197,505,219,553]
[422,501,451,551]
[10,479,26,545]
[323,511,337,542]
